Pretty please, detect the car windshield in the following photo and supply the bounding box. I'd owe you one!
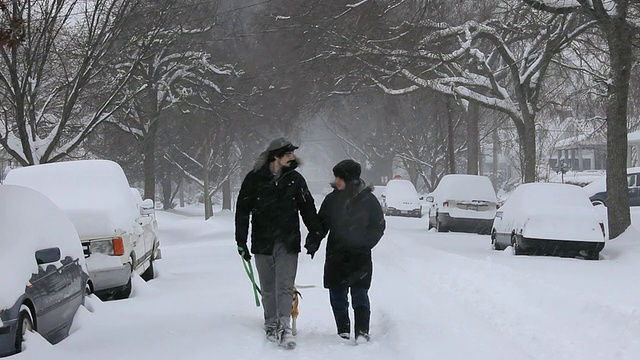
[385,180,418,200]
[521,183,592,208]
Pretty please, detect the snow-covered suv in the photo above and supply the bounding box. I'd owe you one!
[5,160,161,300]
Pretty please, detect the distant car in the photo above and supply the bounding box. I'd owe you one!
[5,160,161,301]
[427,174,497,234]
[0,185,90,357]
[381,179,422,217]
[584,167,640,206]
[372,185,386,205]
[491,182,606,259]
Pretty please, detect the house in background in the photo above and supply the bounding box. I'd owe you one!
[549,127,640,172]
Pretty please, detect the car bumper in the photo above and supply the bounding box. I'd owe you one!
[0,318,18,357]
[439,213,493,234]
[386,207,421,217]
[519,237,605,254]
[89,262,132,292]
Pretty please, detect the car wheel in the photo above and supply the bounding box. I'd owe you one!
[15,306,33,354]
[113,277,132,300]
[492,230,503,250]
[511,233,525,255]
[591,199,606,207]
[141,257,155,281]
[436,214,447,232]
[585,251,600,260]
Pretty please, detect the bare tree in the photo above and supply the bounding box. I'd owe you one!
[521,0,637,238]
[0,0,144,165]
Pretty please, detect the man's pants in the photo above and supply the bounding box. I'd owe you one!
[255,242,298,331]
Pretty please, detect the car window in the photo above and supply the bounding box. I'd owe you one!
[628,175,637,187]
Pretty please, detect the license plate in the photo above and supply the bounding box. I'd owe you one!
[401,210,408,214]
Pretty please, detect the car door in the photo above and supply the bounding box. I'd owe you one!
[28,248,83,343]
[136,209,156,265]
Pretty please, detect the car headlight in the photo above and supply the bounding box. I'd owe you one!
[90,239,115,255]
[90,237,125,256]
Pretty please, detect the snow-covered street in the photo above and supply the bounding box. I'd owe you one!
[14,206,640,360]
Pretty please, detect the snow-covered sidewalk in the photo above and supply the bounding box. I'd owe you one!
[14,206,640,360]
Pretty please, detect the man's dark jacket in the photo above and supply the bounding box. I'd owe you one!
[235,159,320,255]
[308,180,385,289]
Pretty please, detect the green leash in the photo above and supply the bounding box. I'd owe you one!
[240,255,261,307]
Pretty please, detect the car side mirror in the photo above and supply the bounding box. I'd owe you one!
[419,196,424,201]
[141,199,155,215]
[36,247,61,265]
[426,196,434,203]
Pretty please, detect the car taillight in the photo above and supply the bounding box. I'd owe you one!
[443,201,449,207]
[113,237,125,256]
[599,223,606,238]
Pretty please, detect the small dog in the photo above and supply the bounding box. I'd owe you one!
[291,288,302,336]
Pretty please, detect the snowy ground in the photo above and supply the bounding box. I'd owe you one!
[13,206,640,360]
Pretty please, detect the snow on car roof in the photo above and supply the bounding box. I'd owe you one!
[385,179,418,196]
[0,185,84,309]
[4,160,138,237]
[434,174,496,201]
[514,182,592,208]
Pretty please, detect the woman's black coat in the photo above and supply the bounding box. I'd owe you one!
[312,181,385,289]
[235,159,320,255]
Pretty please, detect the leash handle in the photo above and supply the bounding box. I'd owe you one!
[241,257,261,307]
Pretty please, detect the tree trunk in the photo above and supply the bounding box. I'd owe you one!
[522,115,537,183]
[143,117,159,201]
[366,154,393,185]
[179,179,185,208]
[222,177,232,210]
[466,102,480,175]
[203,165,213,220]
[161,172,172,210]
[605,22,632,239]
[492,125,500,190]
[446,98,456,174]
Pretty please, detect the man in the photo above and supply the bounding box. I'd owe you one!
[235,137,321,350]
[304,159,385,343]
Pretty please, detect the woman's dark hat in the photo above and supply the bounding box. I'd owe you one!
[333,159,361,182]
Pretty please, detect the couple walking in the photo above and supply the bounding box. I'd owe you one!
[235,137,386,349]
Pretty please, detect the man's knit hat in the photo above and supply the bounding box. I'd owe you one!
[266,137,298,159]
[333,159,361,182]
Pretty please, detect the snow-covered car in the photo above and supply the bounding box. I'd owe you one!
[427,174,497,234]
[4,160,161,300]
[381,179,422,217]
[491,182,606,259]
[584,167,640,207]
[0,185,90,357]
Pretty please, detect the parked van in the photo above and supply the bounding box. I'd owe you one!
[427,174,497,234]
[382,179,422,217]
[5,160,160,300]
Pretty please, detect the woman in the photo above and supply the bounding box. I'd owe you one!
[305,159,385,342]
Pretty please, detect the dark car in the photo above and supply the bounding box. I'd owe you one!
[0,185,90,357]
[585,167,640,207]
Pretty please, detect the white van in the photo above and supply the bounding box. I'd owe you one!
[5,160,160,300]
[427,174,497,234]
[382,179,422,217]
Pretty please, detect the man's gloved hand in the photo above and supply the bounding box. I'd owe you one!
[237,243,251,261]
[304,242,320,259]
